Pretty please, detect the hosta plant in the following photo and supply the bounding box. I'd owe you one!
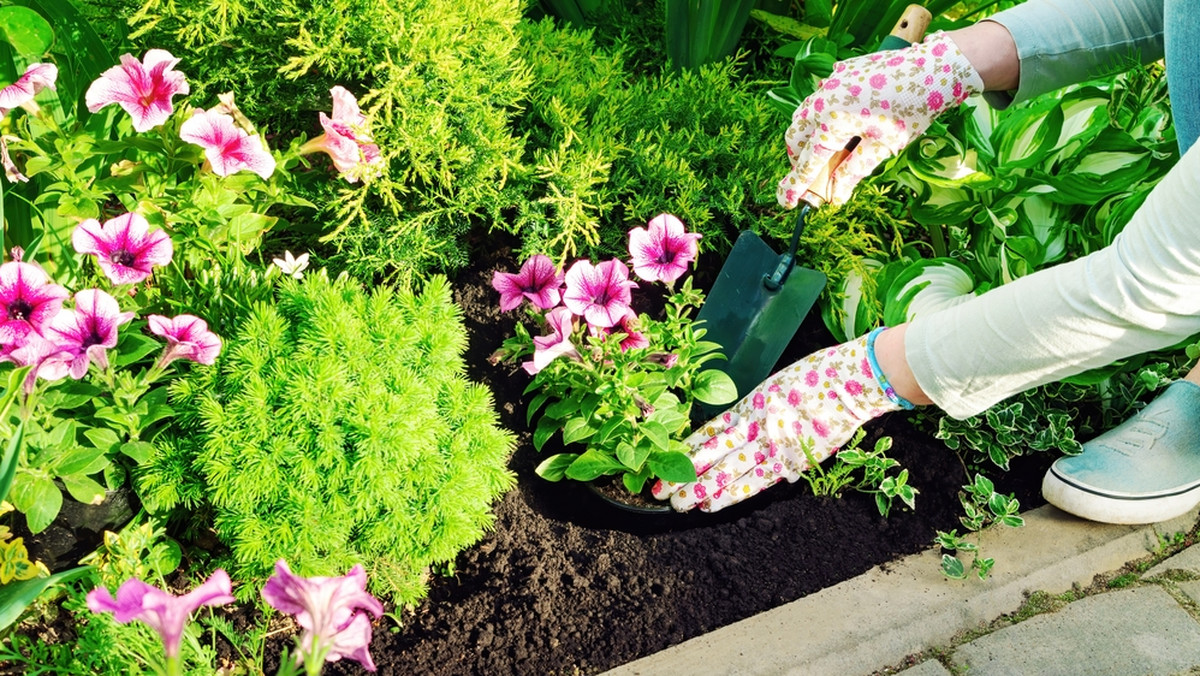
[137,270,515,604]
[493,214,737,495]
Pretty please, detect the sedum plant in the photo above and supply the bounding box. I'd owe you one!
[137,270,515,604]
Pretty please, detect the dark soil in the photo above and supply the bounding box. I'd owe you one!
[325,236,1054,676]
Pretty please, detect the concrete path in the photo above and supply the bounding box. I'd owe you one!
[605,504,1200,676]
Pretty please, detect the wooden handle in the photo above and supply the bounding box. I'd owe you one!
[890,4,932,44]
[800,137,861,207]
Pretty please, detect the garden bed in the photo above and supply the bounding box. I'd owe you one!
[330,236,1056,676]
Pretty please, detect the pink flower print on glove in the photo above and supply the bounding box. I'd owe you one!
[651,332,905,513]
[777,32,983,208]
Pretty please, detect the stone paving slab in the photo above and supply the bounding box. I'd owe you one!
[1144,541,1200,578]
[950,586,1200,676]
[895,660,952,676]
[605,505,1200,676]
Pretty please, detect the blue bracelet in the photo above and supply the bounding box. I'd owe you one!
[866,326,915,410]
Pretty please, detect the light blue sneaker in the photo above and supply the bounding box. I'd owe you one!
[1042,380,1200,525]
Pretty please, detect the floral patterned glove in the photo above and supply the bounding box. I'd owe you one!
[777,31,983,208]
[651,330,910,512]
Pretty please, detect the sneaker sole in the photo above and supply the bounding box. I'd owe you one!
[1042,466,1200,525]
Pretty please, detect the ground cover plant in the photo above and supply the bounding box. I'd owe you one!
[2,0,1198,673]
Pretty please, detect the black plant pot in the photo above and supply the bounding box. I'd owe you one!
[18,487,138,572]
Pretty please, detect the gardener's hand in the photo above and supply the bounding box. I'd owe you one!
[777,32,983,208]
[651,331,905,512]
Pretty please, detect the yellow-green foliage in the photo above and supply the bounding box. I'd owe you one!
[509,16,791,263]
[102,0,531,283]
[137,273,516,604]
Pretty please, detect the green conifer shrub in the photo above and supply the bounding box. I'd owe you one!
[136,272,516,604]
[508,16,790,262]
[90,0,531,283]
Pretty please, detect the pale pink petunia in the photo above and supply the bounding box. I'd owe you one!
[179,109,276,179]
[8,332,74,391]
[147,314,222,367]
[85,50,190,133]
[491,254,562,312]
[299,86,383,183]
[563,259,635,329]
[523,306,580,375]
[87,570,234,658]
[261,560,383,672]
[73,213,173,285]
[628,214,702,284]
[43,289,134,379]
[0,63,57,114]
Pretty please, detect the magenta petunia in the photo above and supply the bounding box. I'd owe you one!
[73,213,173,285]
[43,289,134,379]
[562,258,635,329]
[588,306,648,352]
[147,314,222,367]
[179,109,276,179]
[85,50,190,133]
[87,569,234,658]
[523,306,580,375]
[261,560,384,672]
[627,214,701,284]
[299,86,383,183]
[0,261,68,339]
[491,254,562,312]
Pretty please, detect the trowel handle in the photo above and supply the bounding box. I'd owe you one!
[796,4,931,208]
[798,136,861,208]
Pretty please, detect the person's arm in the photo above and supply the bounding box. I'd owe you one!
[953,0,1164,109]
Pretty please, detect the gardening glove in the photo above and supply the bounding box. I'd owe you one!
[777,32,984,208]
[651,329,911,513]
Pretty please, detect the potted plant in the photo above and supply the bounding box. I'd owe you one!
[492,214,737,508]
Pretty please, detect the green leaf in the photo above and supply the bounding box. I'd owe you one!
[692,369,737,405]
[883,258,977,327]
[0,421,24,503]
[114,332,162,367]
[52,445,107,476]
[10,475,61,534]
[0,565,91,632]
[564,450,626,482]
[591,417,627,446]
[617,440,650,471]
[647,451,698,483]
[940,554,966,580]
[61,473,105,505]
[561,417,595,445]
[83,427,121,451]
[532,416,563,452]
[534,453,579,481]
[639,421,671,452]
[526,393,550,427]
[622,471,649,495]
[119,441,155,464]
[0,7,53,61]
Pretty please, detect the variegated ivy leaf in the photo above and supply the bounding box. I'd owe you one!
[882,258,978,326]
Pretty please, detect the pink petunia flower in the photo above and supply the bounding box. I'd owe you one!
[261,560,384,672]
[491,254,562,312]
[588,306,648,352]
[87,569,234,658]
[0,261,68,339]
[0,62,58,114]
[73,213,173,286]
[85,50,190,133]
[627,214,702,284]
[179,108,276,179]
[523,306,580,375]
[563,259,635,329]
[299,86,383,183]
[8,332,74,393]
[43,289,134,379]
[147,314,222,367]
[0,63,58,183]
